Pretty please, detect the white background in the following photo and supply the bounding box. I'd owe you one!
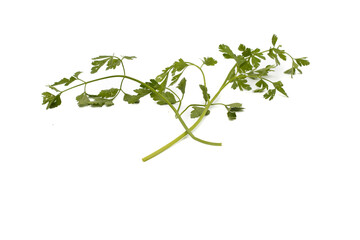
[1,0,359,239]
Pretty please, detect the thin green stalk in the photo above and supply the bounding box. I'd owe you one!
[142,64,237,161]
[179,104,205,116]
[186,62,207,88]
[143,78,230,162]
[112,57,126,100]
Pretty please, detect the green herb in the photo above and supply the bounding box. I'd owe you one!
[42,35,309,161]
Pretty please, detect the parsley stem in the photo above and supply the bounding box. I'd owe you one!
[186,62,207,88]
[179,104,205,116]
[143,64,237,161]
[166,87,181,102]
[142,78,230,162]
[112,57,126,100]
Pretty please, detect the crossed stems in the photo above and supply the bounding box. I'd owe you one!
[60,62,237,161]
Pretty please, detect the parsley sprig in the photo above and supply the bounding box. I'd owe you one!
[42,35,309,161]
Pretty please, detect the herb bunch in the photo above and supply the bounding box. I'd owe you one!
[42,35,310,161]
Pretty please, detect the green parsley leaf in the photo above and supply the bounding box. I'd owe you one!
[123,94,141,104]
[264,89,276,100]
[89,97,113,107]
[227,111,237,120]
[272,34,278,46]
[219,44,237,59]
[43,93,62,109]
[227,103,244,112]
[238,44,246,51]
[251,56,261,68]
[295,57,310,66]
[42,92,55,105]
[202,57,218,66]
[98,88,119,98]
[284,67,296,76]
[76,92,91,107]
[177,78,187,95]
[235,78,252,91]
[91,59,108,74]
[172,58,188,75]
[51,78,69,87]
[273,81,288,97]
[91,56,122,74]
[242,48,252,57]
[133,88,151,98]
[169,72,183,86]
[254,79,269,93]
[122,56,136,60]
[151,91,176,105]
[190,107,210,118]
[199,84,210,102]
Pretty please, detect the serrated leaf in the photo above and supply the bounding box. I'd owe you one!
[169,71,184,86]
[88,97,112,107]
[73,71,82,78]
[255,65,275,76]
[156,66,172,82]
[64,76,77,86]
[227,111,237,120]
[42,92,55,105]
[106,57,121,70]
[122,56,136,60]
[254,79,269,93]
[151,91,176,105]
[264,89,276,101]
[202,57,217,66]
[158,92,176,105]
[237,58,253,72]
[145,79,161,90]
[199,84,210,102]
[45,94,62,109]
[238,44,246,51]
[242,48,252,57]
[91,56,122,74]
[227,103,244,112]
[284,67,296,76]
[219,44,236,59]
[133,88,151,97]
[236,78,252,91]
[268,49,280,65]
[251,56,261,68]
[172,58,188,74]
[273,81,288,97]
[91,59,108,74]
[190,107,210,118]
[278,52,287,61]
[98,88,119,98]
[295,57,310,66]
[105,101,114,106]
[273,48,287,61]
[272,34,278,46]
[52,78,70,87]
[177,78,186,95]
[123,94,140,104]
[76,92,91,107]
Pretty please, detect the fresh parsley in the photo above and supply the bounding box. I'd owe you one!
[42,35,310,161]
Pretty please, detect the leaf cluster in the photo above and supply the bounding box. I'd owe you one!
[42,34,310,161]
[219,34,309,102]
